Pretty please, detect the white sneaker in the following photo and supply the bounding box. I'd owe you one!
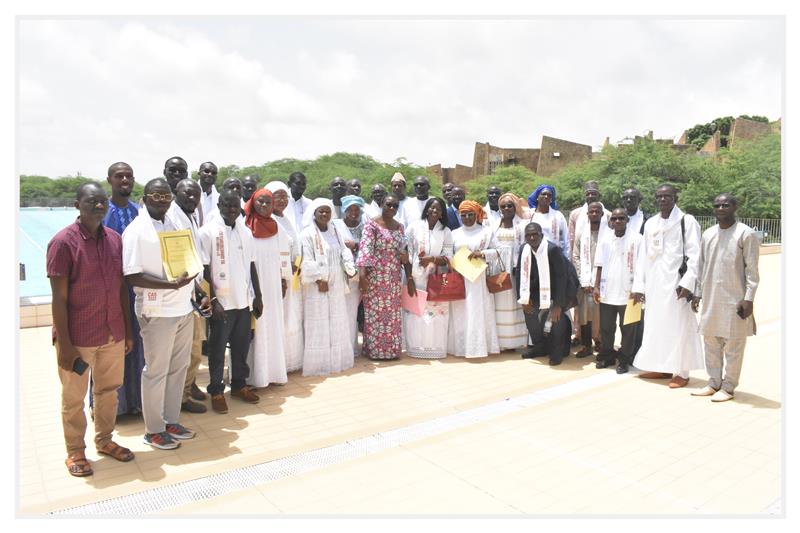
[691,385,719,396]
[711,389,734,402]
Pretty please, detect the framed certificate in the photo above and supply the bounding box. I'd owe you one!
[158,229,203,281]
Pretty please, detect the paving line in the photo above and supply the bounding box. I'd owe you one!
[49,370,630,516]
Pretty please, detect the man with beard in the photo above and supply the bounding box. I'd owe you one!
[405,175,432,223]
[622,187,648,234]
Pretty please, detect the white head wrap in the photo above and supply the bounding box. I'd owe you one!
[265,181,290,194]
[303,197,335,228]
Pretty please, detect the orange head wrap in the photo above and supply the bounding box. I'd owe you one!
[458,200,486,224]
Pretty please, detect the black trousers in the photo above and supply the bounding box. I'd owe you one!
[598,303,639,365]
[524,308,572,363]
[207,307,252,396]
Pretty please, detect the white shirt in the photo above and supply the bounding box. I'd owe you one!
[198,184,219,227]
[594,232,643,306]
[122,212,195,317]
[627,208,645,234]
[199,220,254,310]
[289,195,312,231]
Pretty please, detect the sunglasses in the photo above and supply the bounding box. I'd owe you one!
[384,202,399,209]
[146,192,174,202]
[609,216,626,221]
[713,203,731,208]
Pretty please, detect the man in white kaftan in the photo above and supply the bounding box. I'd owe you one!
[691,194,759,402]
[631,185,704,389]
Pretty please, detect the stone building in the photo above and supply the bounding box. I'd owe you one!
[427,163,474,187]
[471,142,541,179]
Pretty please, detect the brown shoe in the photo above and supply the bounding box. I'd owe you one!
[211,394,228,413]
[639,372,672,379]
[668,375,689,388]
[65,452,93,477]
[231,386,260,403]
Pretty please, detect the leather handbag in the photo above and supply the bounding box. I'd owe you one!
[427,265,466,302]
[486,254,513,294]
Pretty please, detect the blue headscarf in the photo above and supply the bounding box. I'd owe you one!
[341,194,365,213]
[527,184,559,210]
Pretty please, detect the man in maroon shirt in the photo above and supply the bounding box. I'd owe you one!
[47,182,134,477]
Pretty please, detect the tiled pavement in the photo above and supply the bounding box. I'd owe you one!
[16,252,782,516]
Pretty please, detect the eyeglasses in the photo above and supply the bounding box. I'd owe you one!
[609,216,626,221]
[146,192,174,202]
[383,202,399,209]
[713,203,731,208]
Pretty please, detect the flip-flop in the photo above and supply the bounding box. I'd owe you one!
[65,454,93,477]
[97,441,135,462]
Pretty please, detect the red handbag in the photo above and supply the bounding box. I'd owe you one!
[486,254,512,294]
[427,265,466,302]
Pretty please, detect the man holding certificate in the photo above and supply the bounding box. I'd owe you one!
[199,190,264,414]
[123,178,205,450]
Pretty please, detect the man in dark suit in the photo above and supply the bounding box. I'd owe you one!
[446,186,465,230]
[515,222,573,366]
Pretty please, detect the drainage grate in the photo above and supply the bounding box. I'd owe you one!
[50,371,628,516]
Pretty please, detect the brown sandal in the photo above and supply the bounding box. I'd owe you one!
[97,440,135,462]
[65,453,93,477]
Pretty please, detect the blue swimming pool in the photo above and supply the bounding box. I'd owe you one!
[19,207,79,299]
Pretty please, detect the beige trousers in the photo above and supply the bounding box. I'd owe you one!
[57,337,124,455]
[183,312,207,402]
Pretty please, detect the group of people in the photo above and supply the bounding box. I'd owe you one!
[46,158,760,478]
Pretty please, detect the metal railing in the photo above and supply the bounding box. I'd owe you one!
[694,216,781,244]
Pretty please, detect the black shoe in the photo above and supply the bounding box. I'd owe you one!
[616,363,629,374]
[181,400,207,414]
[190,382,207,401]
[575,346,593,358]
[549,359,562,366]
[521,347,543,359]
[596,360,616,369]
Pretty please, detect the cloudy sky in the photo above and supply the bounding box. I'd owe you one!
[17,17,783,180]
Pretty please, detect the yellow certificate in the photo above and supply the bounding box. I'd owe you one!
[291,255,302,290]
[451,245,487,283]
[623,298,642,325]
[158,230,203,281]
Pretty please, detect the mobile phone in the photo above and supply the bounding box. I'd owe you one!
[72,357,89,375]
[191,297,212,318]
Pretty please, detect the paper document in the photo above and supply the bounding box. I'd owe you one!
[291,256,302,290]
[158,230,203,281]
[623,298,642,325]
[451,246,487,283]
[402,289,428,316]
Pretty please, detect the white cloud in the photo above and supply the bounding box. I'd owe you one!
[17,17,783,179]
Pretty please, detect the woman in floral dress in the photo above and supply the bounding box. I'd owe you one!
[356,193,415,360]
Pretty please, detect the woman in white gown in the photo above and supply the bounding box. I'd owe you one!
[299,199,356,376]
[404,197,453,359]
[243,188,291,387]
[447,200,501,358]
[332,195,365,356]
[490,193,529,351]
[266,181,304,373]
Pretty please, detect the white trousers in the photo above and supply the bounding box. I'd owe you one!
[703,336,747,393]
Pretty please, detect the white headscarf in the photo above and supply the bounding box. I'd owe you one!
[303,198,335,228]
[265,181,290,194]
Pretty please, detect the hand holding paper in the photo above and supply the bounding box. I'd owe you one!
[451,246,487,283]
